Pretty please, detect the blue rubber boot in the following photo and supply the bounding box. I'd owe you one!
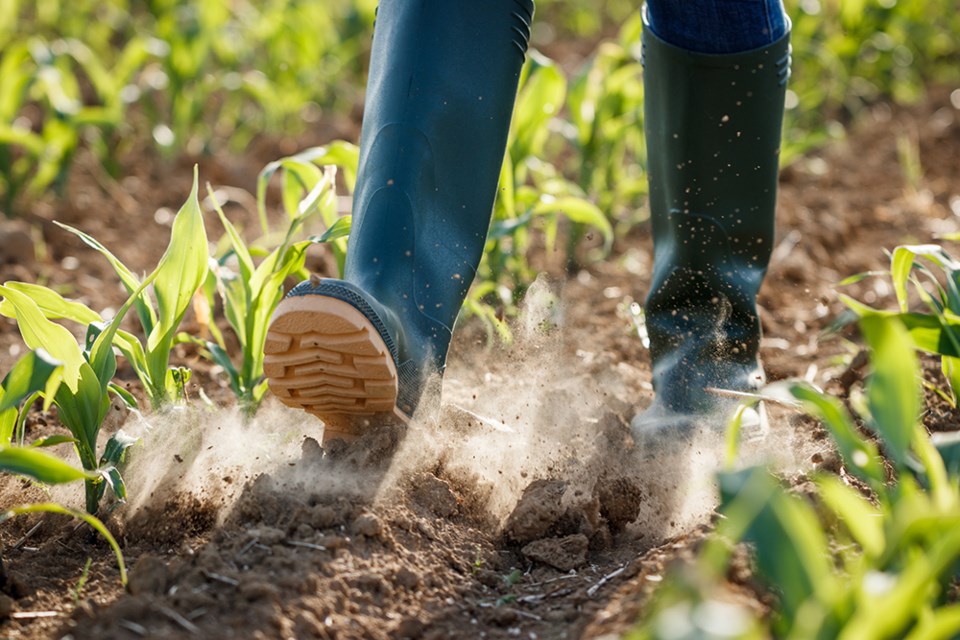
[632,11,790,433]
[265,0,533,440]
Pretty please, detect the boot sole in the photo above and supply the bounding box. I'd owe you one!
[264,296,409,442]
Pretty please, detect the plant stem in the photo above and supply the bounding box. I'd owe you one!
[84,479,100,516]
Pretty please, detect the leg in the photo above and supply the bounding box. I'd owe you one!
[634,0,790,428]
[265,0,533,440]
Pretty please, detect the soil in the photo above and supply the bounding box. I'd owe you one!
[1,87,959,639]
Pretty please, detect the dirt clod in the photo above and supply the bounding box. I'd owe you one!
[522,534,590,571]
[409,472,459,517]
[598,475,644,532]
[126,555,169,596]
[352,512,383,538]
[503,479,567,544]
[0,594,13,620]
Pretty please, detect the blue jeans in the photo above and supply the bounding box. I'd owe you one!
[645,0,788,53]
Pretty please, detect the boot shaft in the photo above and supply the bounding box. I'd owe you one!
[346,0,533,353]
[641,14,790,411]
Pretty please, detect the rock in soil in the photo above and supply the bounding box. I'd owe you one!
[522,534,590,571]
[503,479,567,544]
[126,555,169,596]
[409,472,459,517]
[598,475,645,532]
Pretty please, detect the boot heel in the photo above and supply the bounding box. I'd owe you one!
[264,296,408,442]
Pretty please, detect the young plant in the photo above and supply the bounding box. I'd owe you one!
[0,280,149,514]
[473,51,613,340]
[51,171,209,409]
[0,172,207,512]
[840,243,960,406]
[198,146,356,416]
[632,314,960,639]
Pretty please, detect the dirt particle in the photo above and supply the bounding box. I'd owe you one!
[475,569,502,589]
[352,513,383,538]
[392,567,421,590]
[247,526,286,545]
[503,479,567,544]
[0,594,13,619]
[409,472,459,517]
[598,475,644,532]
[396,616,426,638]
[301,436,324,465]
[240,580,281,603]
[306,504,340,529]
[126,555,169,596]
[521,534,590,571]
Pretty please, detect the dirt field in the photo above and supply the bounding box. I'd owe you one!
[1,87,958,639]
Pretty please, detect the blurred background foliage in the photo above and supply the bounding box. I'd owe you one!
[1,0,958,217]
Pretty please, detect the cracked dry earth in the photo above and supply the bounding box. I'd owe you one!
[1,87,960,639]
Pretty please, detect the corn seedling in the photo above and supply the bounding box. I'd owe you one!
[474,51,613,341]
[0,272,154,514]
[840,243,960,407]
[46,171,209,409]
[197,147,356,416]
[633,314,960,639]
[0,172,207,512]
[565,14,647,230]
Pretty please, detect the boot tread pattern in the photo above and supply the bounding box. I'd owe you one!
[264,296,406,439]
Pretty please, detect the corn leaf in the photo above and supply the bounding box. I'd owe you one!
[53,362,109,463]
[904,603,960,640]
[0,282,101,324]
[29,435,77,448]
[531,196,613,253]
[841,526,960,640]
[99,429,138,468]
[313,215,352,244]
[0,285,84,392]
[53,221,156,334]
[860,315,921,469]
[718,467,837,628]
[0,349,62,414]
[0,446,94,484]
[511,52,566,163]
[145,168,208,401]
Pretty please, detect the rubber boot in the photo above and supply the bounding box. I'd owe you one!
[264,0,534,440]
[632,11,790,431]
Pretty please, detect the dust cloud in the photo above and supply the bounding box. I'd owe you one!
[112,274,820,543]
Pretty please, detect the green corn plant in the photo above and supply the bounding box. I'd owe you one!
[48,170,209,409]
[474,51,613,339]
[0,172,206,511]
[840,243,960,407]
[565,13,647,230]
[0,348,89,481]
[632,314,960,639]
[0,348,128,585]
[196,147,356,416]
[0,269,157,514]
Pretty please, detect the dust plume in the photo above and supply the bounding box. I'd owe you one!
[119,402,323,518]
[109,275,819,544]
[378,274,822,543]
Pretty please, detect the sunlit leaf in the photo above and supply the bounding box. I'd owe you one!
[860,315,920,469]
[0,446,93,484]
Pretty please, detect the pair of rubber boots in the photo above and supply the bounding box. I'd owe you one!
[264,1,791,442]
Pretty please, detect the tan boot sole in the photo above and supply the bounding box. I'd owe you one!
[264,296,409,442]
